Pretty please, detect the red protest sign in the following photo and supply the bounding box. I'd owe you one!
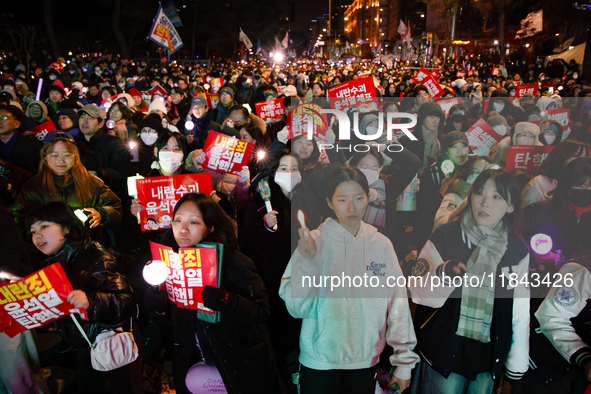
[202,131,255,175]
[286,103,329,139]
[412,67,443,98]
[22,120,56,142]
[148,84,168,98]
[327,77,378,112]
[456,71,466,78]
[492,67,500,76]
[465,118,504,157]
[431,69,440,79]
[209,78,224,93]
[101,93,120,107]
[150,242,218,313]
[515,84,538,97]
[136,173,213,232]
[255,99,285,123]
[205,93,219,110]
[437,97,462,116]
[506,145,555,175]
[547,109,570,128]
[0,263,86,338]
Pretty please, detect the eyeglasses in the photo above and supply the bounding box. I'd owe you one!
[0,115,15,122]
[171,92,181,96]
[47,153,74,161]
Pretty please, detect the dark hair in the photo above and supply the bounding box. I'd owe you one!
[239,125,268,151]
[25,201,88,244]
[155,131,188,163]
[251,149,303,194]
[311,82,325,96]
[171,87,186,97]
[451,168,522,233]
[172,193,238,257]
[326,166,370,202]
[108,101,132,122]
[414,85,429,95]
[552,157,591,211]
[534,140,588,179]
[349,146,385,168]
[287,134,320,166]
[229,104,249,118]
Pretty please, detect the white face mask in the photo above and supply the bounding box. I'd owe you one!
[141,132,158,146]
[274,171,302,192]
[573,74,578,80]
[358,168,380,186]
[544,135,556,145]
[466,173,479,185]
[365,125,379,136]
[492,102,505,112]
[49,75,57,81]
[509,91,515,97]
[493,125,507,136]
[159,151,183,173]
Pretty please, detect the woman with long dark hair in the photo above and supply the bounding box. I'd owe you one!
[410,168,530,394]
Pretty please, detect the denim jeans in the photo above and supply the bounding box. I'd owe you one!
[411,361,494,394]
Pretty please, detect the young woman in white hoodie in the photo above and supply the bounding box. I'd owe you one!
[279,166,419,394]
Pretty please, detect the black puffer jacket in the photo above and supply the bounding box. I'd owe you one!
[43,239,137,349]
[149,232,282,394]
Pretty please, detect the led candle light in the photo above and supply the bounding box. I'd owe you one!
[74,209,89,223]
[127,174,145,222]
[298,210,308,236]
[142,260,169,286]
[530,233,553,255]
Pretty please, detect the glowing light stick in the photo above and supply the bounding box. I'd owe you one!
[530,233,553,255]
[298,210,308,236]
[142,260,169,286]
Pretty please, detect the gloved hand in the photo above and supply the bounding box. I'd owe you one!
[202,286,236,313]
[277,127,290,144]
[144,286,169,324]
[195,151,207,164]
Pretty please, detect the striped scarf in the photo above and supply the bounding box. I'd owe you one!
[456,209,508,342]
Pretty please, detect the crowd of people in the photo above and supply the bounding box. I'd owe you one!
[0,51,591,394]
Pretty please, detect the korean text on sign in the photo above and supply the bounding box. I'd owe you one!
[506,145,555,175]
[515,84,538,98]
[150,242,218,314]
[0,263,83,338]
[22,120,56,142]
[327,77,378,112]
[136,173,213,232]
[412,67,443,98]
[202,131,255,175]
[465,118,504,157]
[255,99,285,123]
[286,103,329,139]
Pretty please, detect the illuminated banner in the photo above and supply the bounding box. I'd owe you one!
[0,264,86,338]
[202,131,255,175]
[136,173,213,232]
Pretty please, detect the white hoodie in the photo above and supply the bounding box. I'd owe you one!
[279,218,419,380]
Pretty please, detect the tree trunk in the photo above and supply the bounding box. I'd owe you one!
[112,0,130,59]
[582,21,591,82]
[499,3,505,62]
[43,0,61,59]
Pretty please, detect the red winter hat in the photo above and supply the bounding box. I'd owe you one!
[128,87,142,98]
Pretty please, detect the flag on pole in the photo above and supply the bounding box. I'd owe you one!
[256,38,262,54]
[239,28,253,50]
[308,39,315,55]
[403,22,412,47]
[275,37,282,49]
[281,32,289,49]
[515,10,543,39]
[148,5,184,56]
[374,37,383,55]
[163,1,183,28]
[398,20,408,38]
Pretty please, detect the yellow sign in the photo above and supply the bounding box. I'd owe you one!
[453,40,471,45]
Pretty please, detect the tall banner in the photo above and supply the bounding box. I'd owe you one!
[136,173,213,232]
[148,5,184,55]
[163,0,183,28]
